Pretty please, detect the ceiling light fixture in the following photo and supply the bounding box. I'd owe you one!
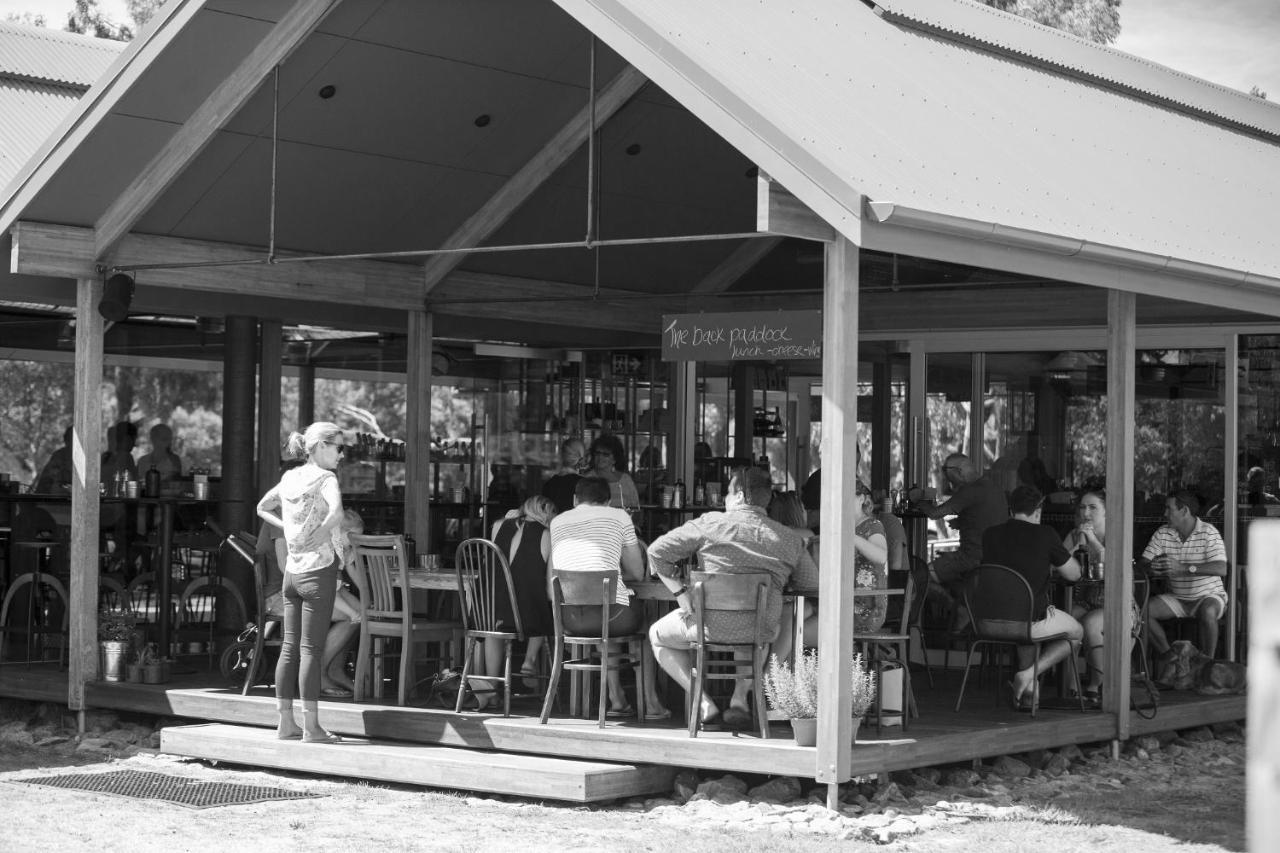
[318,84,336,99]
[473,114,491,127]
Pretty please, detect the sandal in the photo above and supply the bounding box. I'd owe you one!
[643,708,672,721]
[320,686,353,698]
[605,704,636,719]
[301,730,342,744]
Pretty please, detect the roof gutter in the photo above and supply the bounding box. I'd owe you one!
[864,200,1280,293]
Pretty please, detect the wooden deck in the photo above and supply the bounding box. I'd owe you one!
[2,663,1246,784]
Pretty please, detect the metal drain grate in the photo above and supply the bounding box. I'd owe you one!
[14,769,321,809]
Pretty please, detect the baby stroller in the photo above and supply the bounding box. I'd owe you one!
[207,521,281,691]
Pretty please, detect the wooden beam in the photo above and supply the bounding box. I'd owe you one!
[1103,290,1135,735]
[420,65,648,294]
[429,272,658,333]
[816,236,858,797]
[14,222,423,311]
[406,311,432,553]
[690,236,782,294]
[68,277,104,711]
[93,0,343,261]
[757,177,836,243]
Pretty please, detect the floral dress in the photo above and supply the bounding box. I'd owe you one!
[853,516,887,633]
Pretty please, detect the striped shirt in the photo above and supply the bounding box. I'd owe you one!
[1141,519,1228,603]
[549,504,638,605]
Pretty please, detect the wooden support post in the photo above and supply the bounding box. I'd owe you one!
[68,277,104,711]
[1102,290,1135,736]
[406,311,433,554]
[732,363,753,460]
[298,361,315,426]
[871,356,891,491]
[1247,519,1280,848]
[816,236,858,792]
[221,316,258,533]
[671,362,697,489]
[257,320,283,500]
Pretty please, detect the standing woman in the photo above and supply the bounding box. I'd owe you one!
[586,434,640,513]
[257,422,347,743]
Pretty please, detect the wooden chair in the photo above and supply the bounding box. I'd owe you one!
[538,569,646,728]
[687,571,772,739]
[906,555,934,687]
[853,571,917,733]
[453,537,530,717]
[955,563,1084,718]
[350,533,460,706]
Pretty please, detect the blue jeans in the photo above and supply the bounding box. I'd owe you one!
[275,559,338,702]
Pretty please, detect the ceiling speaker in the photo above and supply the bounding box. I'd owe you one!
[98,273,135,322]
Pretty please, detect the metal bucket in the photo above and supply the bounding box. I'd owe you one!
[100,641,129,682]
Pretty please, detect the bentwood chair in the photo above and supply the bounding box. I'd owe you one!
[453,537,528,717]
[687,571,772,738]
[539,569,646,728]
[955,564,1085,718]
[350,534,460,706]
[0,566,69,666]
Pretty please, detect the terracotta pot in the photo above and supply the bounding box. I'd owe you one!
[790,717,817,746]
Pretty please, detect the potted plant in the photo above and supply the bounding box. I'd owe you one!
[98,609,136,682]
[127,646,147,683]
[763,650,876,746]
[140,643,171,684]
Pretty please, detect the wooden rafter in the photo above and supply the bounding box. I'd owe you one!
[92,0,344,262]
[689,236,782,294]
[420,64,648,294]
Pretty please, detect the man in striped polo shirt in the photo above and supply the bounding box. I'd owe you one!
[1139,490,1228,658]
[549,477,667,719]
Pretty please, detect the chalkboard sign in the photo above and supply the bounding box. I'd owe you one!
[661,310,822,362]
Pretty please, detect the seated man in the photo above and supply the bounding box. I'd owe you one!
[981,485,1083,709]
[920,453,1008,625]
[1139,489,1228,659]
[548,477,666,719]
[646,466,818,729]
[34,426,74,494]
[137,423,184,485]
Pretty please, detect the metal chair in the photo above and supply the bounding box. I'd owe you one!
[906,555,934,687]
[955,563,1085,718]
[538,568,646,727]
[350,533,460,706]
[453,537,531,717]
[687,571,772,738]
[0,567,69,666]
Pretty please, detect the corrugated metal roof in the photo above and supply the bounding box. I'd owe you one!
[0,80,82,194]
[556,0,1280,285]
[875,0,1280,140]
[0,20,123,89]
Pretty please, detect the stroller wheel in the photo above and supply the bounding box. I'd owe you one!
[219,640,255,688]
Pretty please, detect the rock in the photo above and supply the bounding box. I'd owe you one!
[1043,753,1072,777]
[1212,722,1243,740]
[695,774,748,802]
[749,776,802,804]
[34,735,70,748]
[0,699,33,722]
[1152,729,1179,745]
[941,768,981,787]
[1133,735,1162,753]
[0,720,29,741]
[644,797,674,809]
[75,737,114,753]
[991,755,1032,779]
[873,782,906,804]
[914,766,943,786]
[2,728,35,746]
[672,769,699,804]
[1020,749,1052,769]
[103,727,139,745]
[1058,744,1085,762]
[1182,727,1214,743]
[82,710,120,733]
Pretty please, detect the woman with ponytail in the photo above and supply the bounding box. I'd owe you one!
[256,422,347,743]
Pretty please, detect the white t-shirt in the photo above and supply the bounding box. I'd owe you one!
[549,503,637,605]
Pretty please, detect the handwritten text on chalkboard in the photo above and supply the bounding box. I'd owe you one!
[661,311,823,362]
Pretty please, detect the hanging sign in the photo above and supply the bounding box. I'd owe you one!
[661,310,822,362]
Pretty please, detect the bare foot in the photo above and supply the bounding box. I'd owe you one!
[700,698,720,724]
[277,719,302,740]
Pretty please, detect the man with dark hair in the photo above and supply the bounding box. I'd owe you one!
[549,476,666,718]
[981,484,1083,709]
[647,466,819,729]
[1140,489,1228,657]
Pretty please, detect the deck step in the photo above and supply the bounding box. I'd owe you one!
[160,723,675,803]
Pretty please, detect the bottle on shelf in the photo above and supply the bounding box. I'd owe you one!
[145,464,161,498]
[673,478,685,509]
[693,479,705,506]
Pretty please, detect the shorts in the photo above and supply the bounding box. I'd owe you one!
[1152,592,1228,619]
[648,608,779,649]
[931,550,977,585]
[1029,605,1083,642]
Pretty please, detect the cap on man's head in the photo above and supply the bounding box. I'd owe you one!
[1009,484,1044,515]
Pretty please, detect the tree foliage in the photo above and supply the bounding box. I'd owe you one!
[981,0,1121,45]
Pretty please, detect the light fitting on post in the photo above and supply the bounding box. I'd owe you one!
[98,273,134,322]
